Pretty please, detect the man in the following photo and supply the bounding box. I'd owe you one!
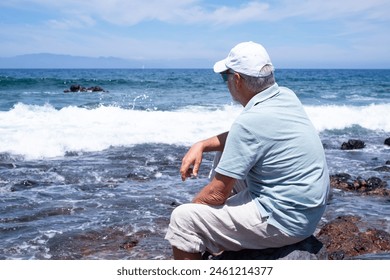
[165,41,330,260]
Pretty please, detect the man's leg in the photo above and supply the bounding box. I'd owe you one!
[166,189,305,259]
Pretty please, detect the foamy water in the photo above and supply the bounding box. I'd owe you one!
[305,103,390,132]
[1,102,389,160]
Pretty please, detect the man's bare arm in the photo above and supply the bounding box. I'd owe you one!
[180,132,228,181]
[192,173,235,205]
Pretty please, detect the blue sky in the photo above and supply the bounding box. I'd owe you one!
[0,0,389,68]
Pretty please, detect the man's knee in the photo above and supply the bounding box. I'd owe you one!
[169,203,195,228]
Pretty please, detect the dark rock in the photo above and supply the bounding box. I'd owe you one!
[317,216,390,259]
[385,138,390,146]
[170,201,181,207]
[0,162,16,169]
[341,139,365,150]
[206,235,327,260]
[205,216,390,260]
[127,172,150,181]
[10,180,38,192]
[46,226,148,259]
[120,239,139,250]
[366,177,387,190]
[374,166,390,172]
[87,86,105,92]
[70,84,79,92]
[351,252,390,260]
[330,173,389,196]
[386,160,390,165]
[71,84,84,92]
[64,84,106,93]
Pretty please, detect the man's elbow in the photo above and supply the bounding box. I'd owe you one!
[193,191,229,205]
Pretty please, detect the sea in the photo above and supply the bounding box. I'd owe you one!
[0,68,389,260]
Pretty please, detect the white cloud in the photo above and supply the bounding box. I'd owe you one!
[298,0,389,21]
[0,0,388,67]
[54,0,270,27]
[2,0,389,26]
[47,15,96,30]
[160,1,271,26]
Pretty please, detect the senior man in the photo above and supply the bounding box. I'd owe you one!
[165,41,330,260]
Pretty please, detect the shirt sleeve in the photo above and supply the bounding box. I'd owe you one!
[215,120,262,180]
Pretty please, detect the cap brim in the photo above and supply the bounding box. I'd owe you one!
[213,59,228,73]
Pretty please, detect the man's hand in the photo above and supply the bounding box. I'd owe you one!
[180,132,228,181]
[180,142,204,181]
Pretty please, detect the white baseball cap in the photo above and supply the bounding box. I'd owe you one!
[213,41,274,77]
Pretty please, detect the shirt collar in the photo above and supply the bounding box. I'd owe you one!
[243,83,280,111]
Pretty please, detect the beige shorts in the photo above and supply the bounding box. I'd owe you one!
[165,188,303,254]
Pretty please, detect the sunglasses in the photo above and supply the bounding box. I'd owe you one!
[221,70,234,82]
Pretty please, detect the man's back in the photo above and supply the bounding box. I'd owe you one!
[216,83,330,237]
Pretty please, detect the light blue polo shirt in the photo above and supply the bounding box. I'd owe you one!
[215,83,330,237]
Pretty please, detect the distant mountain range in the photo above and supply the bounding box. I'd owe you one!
[0,53,209,68]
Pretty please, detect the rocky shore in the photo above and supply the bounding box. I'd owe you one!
[207,214,390,260]
[44,137,390,260]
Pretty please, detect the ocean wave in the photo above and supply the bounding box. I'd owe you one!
[0,102,389,159]
[305,103,390,132]
[0,103,239,159]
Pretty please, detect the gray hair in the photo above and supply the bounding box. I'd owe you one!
[238,64,275,93]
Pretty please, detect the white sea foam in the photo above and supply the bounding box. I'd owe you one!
[304,103,390,132]
[0,103,240,159]
[1,102,389,159]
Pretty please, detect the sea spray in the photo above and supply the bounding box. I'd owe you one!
[1,102,389,159]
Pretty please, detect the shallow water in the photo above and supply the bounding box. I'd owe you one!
[1,142,389,259]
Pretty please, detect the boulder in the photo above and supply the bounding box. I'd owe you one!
[64,84,106,93]
[46,226,147,259]
[212,216,390,260]
[374,166,390,172]
[317,216,390,259]
[87,86,105,92]
[330,173,389,196]
[341,139,365,150]
[385,137,390,146]
[205,235,327,260]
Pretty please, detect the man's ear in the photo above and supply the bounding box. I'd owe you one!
[234,72,244,89]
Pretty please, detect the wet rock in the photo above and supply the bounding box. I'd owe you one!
[72,84,84,92]
[341,139,365,150]
[351,252,390,259]
[385,137,390,146]
[47,227,148,259]
[170,201,181,207]
[120,239,139,250]
[386,160,390,165]
[63,84,85,92]
[206,235,327,260]
[10,180,38,192]
[87,86,105,92]
[330,173,389,196]
[0,162,16,169]
[64,84,106,93]
[317,216,390,259]
[374,166,390,172]
[127,172,150,181]
[64,151,82,157]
